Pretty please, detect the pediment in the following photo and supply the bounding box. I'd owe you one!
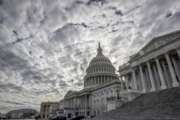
[134,30,180,59]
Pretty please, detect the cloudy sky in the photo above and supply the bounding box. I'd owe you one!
[0,0,180,113]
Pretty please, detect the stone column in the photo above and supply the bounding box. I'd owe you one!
[146,61,156,91]
[132,69,137,90]
[123,75,128,90]
[104,76,106,84]
[165,54,179,87]
[87,79,88,86]
[93,77,95,85]
[98,77,100,85]
[152,64,160,90]
[155,58,166,89]
[120,76,124,90]
[176,48,180,59]
[85,95,87,117]
[125,74,129,90]
[98,76,101,85]
[161,61,171,88]
[139,65,146,93]
[128,74,130,90]
[102,76,105,84]
[104,76,106,83]
[96,77,98,85]
[172,57,180,82]
[93,78,95,85]
[99,76,101,84]
[101,76,103,84]
[100,76,102,84]
[89,78,90,86]
[102,76,104,84]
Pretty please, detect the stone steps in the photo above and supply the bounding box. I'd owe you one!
[92,87,180,120]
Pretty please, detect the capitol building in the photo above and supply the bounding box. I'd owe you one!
[40,30,180,120]
[61,43,126,118]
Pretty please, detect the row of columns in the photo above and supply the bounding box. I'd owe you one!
[79,95,89,116]
[85,76,115,87]
[120,48,180,93]
[88,65,114,73]
[65,95,90,117]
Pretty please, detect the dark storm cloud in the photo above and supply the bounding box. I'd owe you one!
[110,35,123,47]
[33,88,60,95]
[59,80,69,88]
[124,5,141,15]
[87,0,107,6]
[12,33,33,45]
[74,82,83,87]
[0,100,24,105]
[0,0,3,6]
[21,70,44,83]
[0,0,31,28]
[0,0,180,113]
[0,47,28,71]
[115,10,123,16]
[152,11,180,36]
[0,46,48,84]
[51,23,81,45]
[0,83,22,92]
[138,0,179,36]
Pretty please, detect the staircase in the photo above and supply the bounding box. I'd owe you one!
[92,87,180,120]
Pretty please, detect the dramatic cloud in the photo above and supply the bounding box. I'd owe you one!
[0,0,180,113]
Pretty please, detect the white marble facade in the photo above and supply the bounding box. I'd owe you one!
[61,43,122,119]
[119,30,180,93]
[58,30,180,120]
[62,82,123,119]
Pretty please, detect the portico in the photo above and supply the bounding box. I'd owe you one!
[119,31,180,93]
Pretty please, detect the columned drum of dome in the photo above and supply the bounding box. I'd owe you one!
[84,43,118,88]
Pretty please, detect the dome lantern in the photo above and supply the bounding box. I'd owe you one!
[97,42,103,56]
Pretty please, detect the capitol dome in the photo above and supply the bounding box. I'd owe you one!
[84,43,118,88]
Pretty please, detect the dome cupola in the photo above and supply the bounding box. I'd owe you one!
[84,42,118,88]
